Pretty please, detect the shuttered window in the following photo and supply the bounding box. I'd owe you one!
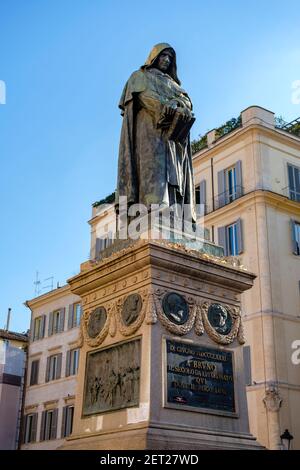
[61,406,74,438]
[217,161,243,208]
[65,349,80,377]
[40,409,58,441]
[30,360,39,386]
[288,164,300,202]
[32,315,46,341]
[195,180,207,216]
[45,353,62,382]
[218,219,243,256]
[291,220,300,255]
[48,308,65,336]
[68,303,82,329]
[23,413,38,443]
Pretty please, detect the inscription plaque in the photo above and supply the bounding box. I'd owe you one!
[83,339,141,416]
[165,339,236,414]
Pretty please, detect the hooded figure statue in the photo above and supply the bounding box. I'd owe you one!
[116,43,196,224]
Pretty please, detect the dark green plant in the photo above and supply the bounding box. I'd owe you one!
[191,134,208,154]
[215,115,242,138]
[93,191,116,208]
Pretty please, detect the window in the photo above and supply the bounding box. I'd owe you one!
[95,232,113,257]
[48,308,65,336]
[195,180,206,216]
[217,161,242,208]
[218,219,243,256]
[45,353,62,382]
[40,409,58,441]
[23,413,37,443]
[227,223,238,256]
[32,315,46,341]
[291,220,300,255]
[30,360,39,386]
[226,166,237,202]
[288,164,300,202]
[61,406,74,438]
[65,349,80,377]
[68,303,82,329]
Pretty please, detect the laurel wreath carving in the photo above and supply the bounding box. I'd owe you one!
[82,305,110,347]
[155,292,197,336]
[201,302,244,345]
[116,289,148,336]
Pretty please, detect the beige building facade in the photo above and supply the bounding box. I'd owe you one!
[192,106,300,449]
[22,285,81,449]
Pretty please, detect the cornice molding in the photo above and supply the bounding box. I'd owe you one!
[25,285,72,309]
[204,190,300,224]
[193,123,300,163]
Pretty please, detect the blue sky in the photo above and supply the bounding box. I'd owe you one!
[0,0,300,332]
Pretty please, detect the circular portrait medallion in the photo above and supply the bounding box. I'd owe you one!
[207,304,232,335]
[87,307,107,338]
[162,292,189,325]
[121,293,143,326]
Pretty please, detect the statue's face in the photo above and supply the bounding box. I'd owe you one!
[156,50,173,72]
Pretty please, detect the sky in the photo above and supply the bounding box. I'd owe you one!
[0,0,300,333]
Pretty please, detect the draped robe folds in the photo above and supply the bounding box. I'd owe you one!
[117,48,196,223]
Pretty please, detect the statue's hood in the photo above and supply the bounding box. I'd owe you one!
[142,43,180,85]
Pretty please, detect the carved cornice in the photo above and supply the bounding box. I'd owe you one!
[68,240,255,299]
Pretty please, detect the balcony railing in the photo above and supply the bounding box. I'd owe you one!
[201,186,244,215]
[281,186,300,202]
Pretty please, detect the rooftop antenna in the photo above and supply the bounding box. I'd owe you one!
[34,271,41,296]
[43,276,54,292]
[5,308,11,331]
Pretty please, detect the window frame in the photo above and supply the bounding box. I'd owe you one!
[226,222,238,256]
[29,359,39,386]
[226,166,237,203]
[288,163,300,202]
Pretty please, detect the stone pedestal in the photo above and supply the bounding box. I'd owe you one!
[61,239,263,450]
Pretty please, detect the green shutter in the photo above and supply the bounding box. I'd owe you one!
[40,315,46,339]
[56,353,62,380]
[50,409,58,440]
[48,312,53,336]
[199,180,207,215]
[235,160,243,198]
[236,218,244,254]
[218,226,227,255]
[61,406,67,438]
[59,308,65,332]
[45,357,50,383]
[40,411,46,441]
[31,413,38,442]
[65,350,71,377]
[68,304,74,329]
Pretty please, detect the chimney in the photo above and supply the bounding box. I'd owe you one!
[5,308,11,331]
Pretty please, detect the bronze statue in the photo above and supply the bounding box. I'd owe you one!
[116,43,196,223]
